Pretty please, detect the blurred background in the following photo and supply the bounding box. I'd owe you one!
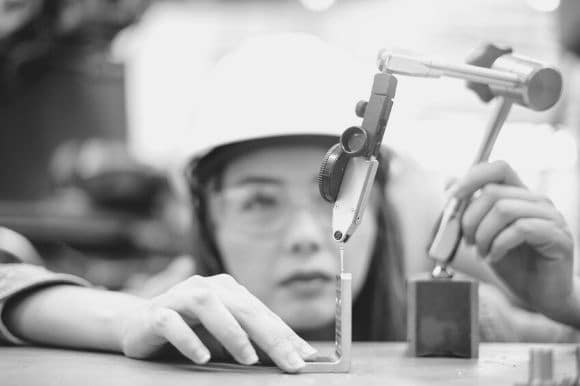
[1,0,579,290]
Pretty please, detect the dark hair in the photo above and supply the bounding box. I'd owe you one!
[186,138,406,341]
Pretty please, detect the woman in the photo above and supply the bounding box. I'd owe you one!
[0,34,578,373]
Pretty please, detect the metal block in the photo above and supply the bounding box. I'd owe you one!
[407,273,478,358]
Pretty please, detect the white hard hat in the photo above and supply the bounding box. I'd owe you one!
[176,32,374,161]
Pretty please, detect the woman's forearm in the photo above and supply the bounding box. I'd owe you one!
[3,278,319,372]
[3,285,147,352]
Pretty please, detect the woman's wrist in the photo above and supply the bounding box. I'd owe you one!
[107,293,150,354]
[538,280,580,330]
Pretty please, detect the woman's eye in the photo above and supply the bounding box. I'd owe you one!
[242,194,279,211]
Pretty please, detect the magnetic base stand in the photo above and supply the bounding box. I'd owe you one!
[407,269,478,358]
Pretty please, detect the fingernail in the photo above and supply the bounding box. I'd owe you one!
[299,344,318,360]
[240,345,259,365]
[286,351,305,370]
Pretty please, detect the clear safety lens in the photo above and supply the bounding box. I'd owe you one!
[212,184,332,236]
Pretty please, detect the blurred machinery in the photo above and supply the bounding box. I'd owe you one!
[0,0,149,200]
[0,1,187,289]
[0,138,186,289]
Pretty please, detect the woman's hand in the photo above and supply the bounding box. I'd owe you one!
[115,273,317,372]
[451,161,575,320]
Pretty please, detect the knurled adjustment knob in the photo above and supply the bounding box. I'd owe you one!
[318,143,350,203]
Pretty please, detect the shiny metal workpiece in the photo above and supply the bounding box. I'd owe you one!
[300,273,352,373]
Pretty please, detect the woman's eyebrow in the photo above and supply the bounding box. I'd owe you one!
[232,176,283,186]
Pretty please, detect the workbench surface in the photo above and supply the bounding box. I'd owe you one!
[1,343,577,386]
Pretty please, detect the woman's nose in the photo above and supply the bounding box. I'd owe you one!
[284,209,327,257]
[290,240,319,255]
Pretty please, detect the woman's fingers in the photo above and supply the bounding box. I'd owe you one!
[170,283,259,366]
[208,275,315,372]
[462,183,549,244]
[157,274,314,372]
[226,290,315,371]
[486,218,572,262]
[151,307,211,364]
[452,161,567,259]
[270,312,318,360]
[467,198,564,257]
[450,160,526,199]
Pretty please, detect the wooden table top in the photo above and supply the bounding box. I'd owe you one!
[1,343,578,386]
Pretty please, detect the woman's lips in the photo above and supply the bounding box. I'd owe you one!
[278,272,334,297]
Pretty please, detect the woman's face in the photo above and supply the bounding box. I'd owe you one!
[209,145,377,330]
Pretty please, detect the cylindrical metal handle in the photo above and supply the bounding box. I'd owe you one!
[472,97,513,164]
[429,60,523,86]
[377,51,522,86]
[377,49,562,111]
